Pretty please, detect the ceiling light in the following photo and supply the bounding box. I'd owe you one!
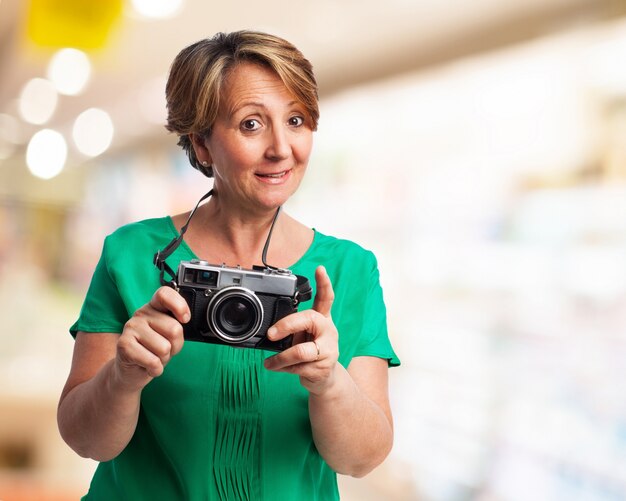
[131,0,183,19]
[72,108,114,156]
[47,48,92,96]
[26,129,67,179]
[18,78,58,125]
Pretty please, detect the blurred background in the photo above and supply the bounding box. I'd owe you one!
[2,0,626,500]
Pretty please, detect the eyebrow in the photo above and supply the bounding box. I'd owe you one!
[227,100,300,118]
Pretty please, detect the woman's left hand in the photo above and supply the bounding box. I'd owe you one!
[264,265,339,395]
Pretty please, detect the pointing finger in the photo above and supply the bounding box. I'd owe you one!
[312,266,334,318]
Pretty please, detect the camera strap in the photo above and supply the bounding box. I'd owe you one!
[153,189,213,287]
[153,190,312,302]
[294,274,313,304]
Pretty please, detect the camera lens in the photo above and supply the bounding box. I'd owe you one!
[219,298,255,334]
[207,287,263,343]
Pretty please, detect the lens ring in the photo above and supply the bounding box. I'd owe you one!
[207,287,264,343]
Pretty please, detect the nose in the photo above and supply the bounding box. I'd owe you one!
[265,125,291,161]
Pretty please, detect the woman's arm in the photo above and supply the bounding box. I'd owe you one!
[308,357,393,477]
[264,266,394,477]
[58,333,142,461]
[57,287,189,461]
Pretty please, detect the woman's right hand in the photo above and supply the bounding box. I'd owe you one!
[114,286,190,392]
[58,287,190,461]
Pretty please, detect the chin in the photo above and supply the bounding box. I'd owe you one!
[255,193,293,211]
[258,181,303,209]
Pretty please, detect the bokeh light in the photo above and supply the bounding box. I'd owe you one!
[26,129,67,179]
[47,48,92,96]
[131,0,183,19]
[72,108,114,157]
[18,78,58,125]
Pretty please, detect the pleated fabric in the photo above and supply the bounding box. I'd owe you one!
[213,348,263,501]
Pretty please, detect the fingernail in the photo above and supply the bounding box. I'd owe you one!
[267,327,277,339]
[182,313,191,323]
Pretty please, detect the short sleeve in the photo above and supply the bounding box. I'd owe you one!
[69,236,129,337]
[352,254,400,367]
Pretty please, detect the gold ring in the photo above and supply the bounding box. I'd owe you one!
[313,340,320,361]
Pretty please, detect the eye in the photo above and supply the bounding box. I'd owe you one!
[288,116,305,127]
[241,119,261,131]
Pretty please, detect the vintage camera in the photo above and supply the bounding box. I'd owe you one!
[176,259,311,351]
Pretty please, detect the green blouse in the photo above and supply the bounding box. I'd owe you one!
[70,217,400,501]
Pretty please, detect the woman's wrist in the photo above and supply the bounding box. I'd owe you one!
[307,363,351,399]
[108,358,149,398]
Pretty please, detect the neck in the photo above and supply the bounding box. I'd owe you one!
[191,195,288,269]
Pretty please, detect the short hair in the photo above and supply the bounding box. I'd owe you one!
[165,30,319,177]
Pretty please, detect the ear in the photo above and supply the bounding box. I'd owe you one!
[189,133,212,165]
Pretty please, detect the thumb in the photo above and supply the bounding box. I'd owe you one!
[312,265,334,317]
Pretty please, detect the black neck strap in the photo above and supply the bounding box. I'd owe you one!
[153,190,285,287]
[262,205,282,271]
[153,189,213,287]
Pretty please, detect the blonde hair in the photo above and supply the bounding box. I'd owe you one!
[165,30,319,177]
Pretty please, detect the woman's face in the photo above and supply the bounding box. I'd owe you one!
[196,62,314,214]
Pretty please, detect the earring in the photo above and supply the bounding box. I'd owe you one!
[201,161,209,167]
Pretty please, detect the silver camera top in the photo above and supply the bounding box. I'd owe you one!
[178,259,297,296]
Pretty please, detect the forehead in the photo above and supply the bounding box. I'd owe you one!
[221,62,295,111]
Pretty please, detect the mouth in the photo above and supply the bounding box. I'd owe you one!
[255,169,291,180]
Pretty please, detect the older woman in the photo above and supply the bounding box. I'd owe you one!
[58,30,400,500]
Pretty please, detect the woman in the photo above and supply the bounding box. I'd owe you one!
[58,30,400,500]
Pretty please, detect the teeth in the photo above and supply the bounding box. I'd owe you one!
[261,171,286,178]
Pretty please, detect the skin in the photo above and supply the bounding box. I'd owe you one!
[58,62,393,477]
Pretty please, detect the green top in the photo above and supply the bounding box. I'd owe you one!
[71,217,400,501]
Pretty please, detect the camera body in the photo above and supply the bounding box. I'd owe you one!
[176,259,307,351]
